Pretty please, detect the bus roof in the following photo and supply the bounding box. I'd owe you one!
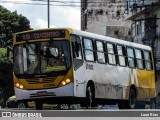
[14,28,151,51]
[71,29,151,51]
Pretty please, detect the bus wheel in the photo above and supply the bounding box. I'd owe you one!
[17,101,28,108]
[86,85,95,109]
[127,89,137,109]
[35,101,43,110]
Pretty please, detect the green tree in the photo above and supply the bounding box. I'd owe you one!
[0,5,32,107]
[0,5,31,47]
[0,48,6,58]
[0,56,13,108]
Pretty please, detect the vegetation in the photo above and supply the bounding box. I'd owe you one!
[0,5,31,47]
[0,5,31,107]
[0,51,13,108]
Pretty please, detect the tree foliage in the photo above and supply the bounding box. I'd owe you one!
[0,49,13,107]
[0,48,6,58]
[0,5,32,107]
[0,5,31,46]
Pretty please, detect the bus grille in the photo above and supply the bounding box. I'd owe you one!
[30,92,56,98]
[26,77,55,84]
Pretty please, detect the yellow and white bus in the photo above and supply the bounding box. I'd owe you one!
[13,28,156,109]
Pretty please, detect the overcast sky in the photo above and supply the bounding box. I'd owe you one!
[0,0,81,30]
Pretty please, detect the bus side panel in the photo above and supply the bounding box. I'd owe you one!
[74,61,131,100]
[136,69,156,100]
[73,62,86,98]
[93,64,130,100]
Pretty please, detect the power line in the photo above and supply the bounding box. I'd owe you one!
[2,0,157,4]
[0,1,80,7]
[1,0,160,8]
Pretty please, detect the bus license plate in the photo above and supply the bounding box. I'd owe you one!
[37,91,47,96]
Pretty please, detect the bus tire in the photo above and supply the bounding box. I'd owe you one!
[86,84,97,109]
[126,88,137,109]
[35,101,43,110]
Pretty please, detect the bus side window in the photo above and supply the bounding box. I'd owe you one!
[117,45,126,66]
[71,35,83,70]
[96,41,106,63]
[71,35,82,59]
[106,43,116,65]
[135,49,144,69]
[144,51,153,70]
[83,38,95,61]
[127,47,136,68]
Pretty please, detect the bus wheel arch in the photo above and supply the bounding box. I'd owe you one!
[118,85,137,109]
[85,80,97,108]
[128,85,137,109]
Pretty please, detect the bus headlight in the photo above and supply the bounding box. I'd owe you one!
[61,81,66,86]
[16,83,20,88]
[61,78,71,86]
[15,83,24,89]
[19,85,24,89]
[65,79,71,83]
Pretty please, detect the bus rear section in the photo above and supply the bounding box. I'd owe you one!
[71,30,156,109]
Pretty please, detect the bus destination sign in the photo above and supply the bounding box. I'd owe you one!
[16,30,65,42]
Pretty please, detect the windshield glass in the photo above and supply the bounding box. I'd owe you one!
[14,40,71,77]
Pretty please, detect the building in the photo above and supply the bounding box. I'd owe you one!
[126,0,160,97]
[81,0,132,41]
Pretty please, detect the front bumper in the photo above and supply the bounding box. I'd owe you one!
[15,83,74,101]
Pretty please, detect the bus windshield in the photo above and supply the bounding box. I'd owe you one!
[14,40,71,77]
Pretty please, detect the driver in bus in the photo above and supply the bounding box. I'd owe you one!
[45,46,65,66]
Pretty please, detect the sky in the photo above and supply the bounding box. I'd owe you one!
[0,0,81,30]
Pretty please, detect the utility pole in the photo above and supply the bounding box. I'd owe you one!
[48,0,50,28]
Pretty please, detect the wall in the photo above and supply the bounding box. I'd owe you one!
[81,0,132,41]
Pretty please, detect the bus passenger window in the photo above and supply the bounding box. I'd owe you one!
[107,43,116,65]
[135,49,144,69]
[96,41,105,63]
[127,47,135,68]
[117,45,126,66]
[83,38,94,61]
[144,51,152,70]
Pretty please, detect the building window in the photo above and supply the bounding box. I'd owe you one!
[117,45,126,66]
[131,23,136,37]
[107,43,116,65]
[114,31,119,35]
[116,10,120,16]
[127,47,135,68]
[129,0,137,7]
[96,41,105,63]
[132,20,144,37]
[135,49,144,69]
[83,38,94,61]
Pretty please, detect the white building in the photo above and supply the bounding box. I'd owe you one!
[81,0,132,41]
